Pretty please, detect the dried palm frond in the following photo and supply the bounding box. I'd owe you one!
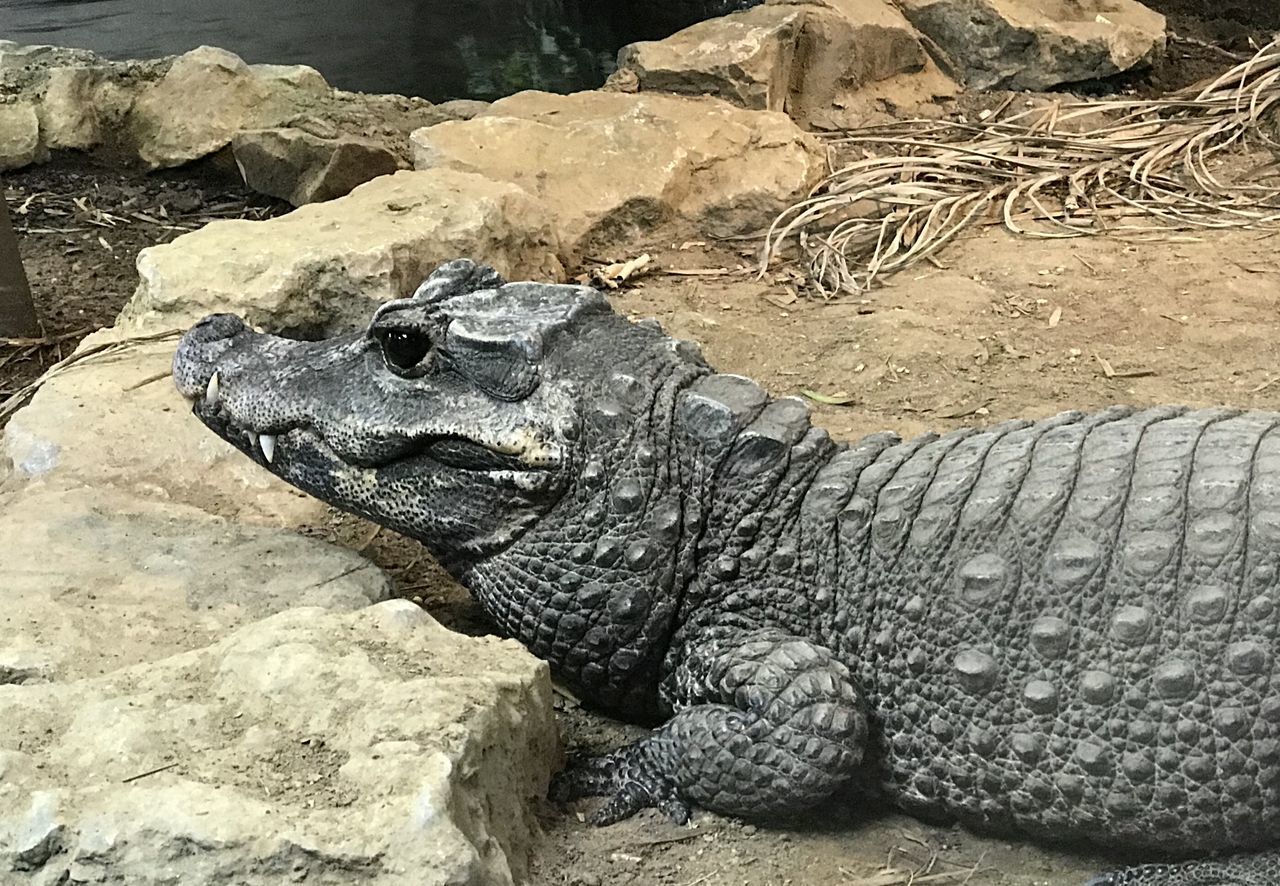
[762,38,1280,294]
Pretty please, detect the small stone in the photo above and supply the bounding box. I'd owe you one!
[0,100,41,171]
[233,128,401,206]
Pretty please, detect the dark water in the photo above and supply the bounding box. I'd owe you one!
[1,0,739,102]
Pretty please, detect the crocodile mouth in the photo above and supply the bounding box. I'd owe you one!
[189,373,558,483]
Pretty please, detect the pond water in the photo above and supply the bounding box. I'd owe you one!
[2,0,743,102]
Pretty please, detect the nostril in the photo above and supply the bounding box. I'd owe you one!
[173,314,250,400]
[189,313,248,343]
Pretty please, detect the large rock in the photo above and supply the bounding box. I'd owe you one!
[36,67,101,150]
[232,127,402,205]
[896,0,1166,91]
[0,485,389,682]
[126,46,323,169]
[117,168,565,334]
[2,335,323,525]
[617,4,807,112]
[0,601,557,885]
[411,90,824,255]
[0,101,42,170]
[615,0,929,123]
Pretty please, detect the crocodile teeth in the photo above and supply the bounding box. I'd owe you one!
[260,434,277,464]
[205,372,220,407]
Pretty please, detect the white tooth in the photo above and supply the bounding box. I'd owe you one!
[260,434,277,464]
[205,372,220,406]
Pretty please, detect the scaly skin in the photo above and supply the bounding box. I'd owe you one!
[173,260,1280,885]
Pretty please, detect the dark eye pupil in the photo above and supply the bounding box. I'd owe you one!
[378,329,432,371]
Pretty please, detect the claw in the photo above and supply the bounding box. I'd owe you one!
[550,750,686,826]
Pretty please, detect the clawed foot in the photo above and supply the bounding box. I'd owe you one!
[550,751,692,826]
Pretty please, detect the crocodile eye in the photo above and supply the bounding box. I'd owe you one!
[374,328,433,372]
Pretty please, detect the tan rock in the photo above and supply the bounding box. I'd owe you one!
[771,0,930,120]
[118,168,564,333]
[615,0,929,124]
[896,0,1166,91]
[0,101,42,170]
[126,46,295,169]
[249,62,330,95]
[37,66,101,150]
[0,485,388,681]
[232,127,401,205]
[0,601,556,885]
[617,4,806,112]
[411,91,824,255]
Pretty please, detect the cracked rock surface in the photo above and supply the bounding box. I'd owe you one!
[0,602,557,886]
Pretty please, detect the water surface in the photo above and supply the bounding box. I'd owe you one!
[3,0,713,101]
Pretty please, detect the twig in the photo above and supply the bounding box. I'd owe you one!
[0,329,184,422]
[123,370,173,391]
[122,762,178,784]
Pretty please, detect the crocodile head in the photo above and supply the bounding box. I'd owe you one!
[175,261,640,564]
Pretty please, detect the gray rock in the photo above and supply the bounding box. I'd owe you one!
[897,0,1166,91]
[232,127,401,206]
[0,602,557,885]
[117,169,565,333]
[0,101,42,170]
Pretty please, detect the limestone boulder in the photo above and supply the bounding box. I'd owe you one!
[232,127,402,206]
[617,4,806,112]
[117,168,564,334]
[126,46,317,169]
[0,485,389,682]
[897,0,1166,91]
[2,334,323,525]
[249,62,330,95]
[0,601,557,885]
[0,101,42,170]
[615,0,929,123]
[411,91,825,255]
[36,67,101,150]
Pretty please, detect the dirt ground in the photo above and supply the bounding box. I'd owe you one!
[5,14,1280,886]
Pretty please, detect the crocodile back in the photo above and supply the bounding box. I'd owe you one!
[850,406,1280,852]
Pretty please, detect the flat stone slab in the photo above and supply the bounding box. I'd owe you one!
[3,335,320,525]
[0,601,558,885]
[0,484,389,682]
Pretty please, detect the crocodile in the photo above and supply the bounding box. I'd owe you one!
[173,260,1280,885]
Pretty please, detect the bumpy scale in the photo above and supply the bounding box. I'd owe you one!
[173,260,1280,885]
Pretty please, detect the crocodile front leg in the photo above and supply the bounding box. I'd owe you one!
[551,629,868,824]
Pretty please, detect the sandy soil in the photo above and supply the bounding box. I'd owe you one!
[5,13,1280,886]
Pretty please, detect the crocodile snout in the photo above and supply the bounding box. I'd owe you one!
[172,313,249,400]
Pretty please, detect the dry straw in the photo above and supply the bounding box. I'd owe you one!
[762,38,1280,294]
